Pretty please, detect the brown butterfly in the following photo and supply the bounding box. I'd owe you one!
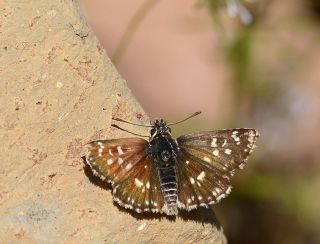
[85,112,259,215]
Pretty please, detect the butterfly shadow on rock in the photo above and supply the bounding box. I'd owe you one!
[83,160,222,228]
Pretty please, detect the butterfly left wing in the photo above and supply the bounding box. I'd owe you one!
[176,128,259,210]
[85,138,166,213]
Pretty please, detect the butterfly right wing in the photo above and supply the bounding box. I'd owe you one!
[176,129,259,210]
[86,138,165,214]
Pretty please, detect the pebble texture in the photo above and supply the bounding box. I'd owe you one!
[0,1,227,243]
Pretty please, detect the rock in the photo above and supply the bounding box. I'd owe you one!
[0,1,226,243]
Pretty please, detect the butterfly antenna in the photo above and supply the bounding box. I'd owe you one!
[112,117,153,127]
[167,111,202,126]
[111,124,149,137]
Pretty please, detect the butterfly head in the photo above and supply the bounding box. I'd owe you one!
[150,119,172,139]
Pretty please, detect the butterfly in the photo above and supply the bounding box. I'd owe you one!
[85,112,259,215]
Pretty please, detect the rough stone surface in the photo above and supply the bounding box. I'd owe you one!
[0,1,227,243]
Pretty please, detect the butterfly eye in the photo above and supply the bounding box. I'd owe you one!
[150,128,156,136]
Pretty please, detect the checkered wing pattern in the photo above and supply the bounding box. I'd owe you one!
[86,138,165,213]
[176,129,259,210]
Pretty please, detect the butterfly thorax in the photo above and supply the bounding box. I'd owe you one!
[148,119,180,215]
[149,119,179,166]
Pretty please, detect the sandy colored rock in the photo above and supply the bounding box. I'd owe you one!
[0,1,226,243]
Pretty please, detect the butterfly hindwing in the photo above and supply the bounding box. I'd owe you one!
[86,138,165,213]
[176,129,259,210]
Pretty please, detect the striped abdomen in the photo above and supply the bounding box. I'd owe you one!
[158,166,178,214]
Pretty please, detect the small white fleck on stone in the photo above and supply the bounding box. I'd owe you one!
[117,146,124,155]
[211,138,217,147]
[224,149,232,155]
[212,149,219,156]
[107,159,113,165]
[190,177,195,184]
[135,178,144,188]
[197,171,206,181]
[56,81,63,88]
[137,222,147,231]
[203,156,211,163]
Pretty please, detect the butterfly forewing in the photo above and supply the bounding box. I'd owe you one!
[177,129,259,171]
[86,138,165,213]
[176,129,259,209]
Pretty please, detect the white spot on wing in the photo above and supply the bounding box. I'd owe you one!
[117,146,124,155]
[239,163,245,169]
[197,171,206,181]
[189,177,195,184]
[135,178,144,188]
[213,149,219,156]
[146,181,150,189]
[222,139,227,147]
[108,149,113,156]
[186,160,190,165]
[107,159,113,165]
[203,156,211,163]
[224,149,232,155]
[211,138,217,147]
[118,157,124,165]
[125,163,132,171]
[217,194,226,202]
